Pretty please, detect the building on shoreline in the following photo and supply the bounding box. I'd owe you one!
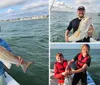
[0,15,49,22]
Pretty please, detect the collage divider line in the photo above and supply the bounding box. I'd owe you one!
[49,0,50,85]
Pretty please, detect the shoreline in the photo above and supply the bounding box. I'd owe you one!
[0,15,49,22]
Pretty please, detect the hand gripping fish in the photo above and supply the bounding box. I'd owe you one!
[68,17,92,42]
[0,46,33,73]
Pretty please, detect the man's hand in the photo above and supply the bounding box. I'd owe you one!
[65,30,69,42]
[16,56,24,66]
[65,36,69,42]
[88,25,94,37]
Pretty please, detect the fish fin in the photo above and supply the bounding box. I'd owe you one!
[21,61,34,73]
[3,62,12,69]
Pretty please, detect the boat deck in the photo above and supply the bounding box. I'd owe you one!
[50,69,96,85]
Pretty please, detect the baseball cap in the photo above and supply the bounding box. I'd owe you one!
[78,6,85,10]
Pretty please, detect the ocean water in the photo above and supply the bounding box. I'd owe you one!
[0,18,48,85]
[50,11,100,42]
[50,49,100,85]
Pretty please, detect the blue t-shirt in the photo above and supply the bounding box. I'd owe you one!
[0,38,12,75]
[0,61,5,75]
[0,38,12,52]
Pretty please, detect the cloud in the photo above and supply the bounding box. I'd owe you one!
[50,1,75,12]
[0,5,48,20]
[76,0,99,5]
[0,0,27,9]
[7,8,14,13]
[76,0,90,5]
[75,0,100,13]
[21,1,48,11]
[9,7,48,17]
[0,0,48,20]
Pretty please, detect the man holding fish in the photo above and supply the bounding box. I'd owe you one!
[65,6,94,42]
[0,38,29,85]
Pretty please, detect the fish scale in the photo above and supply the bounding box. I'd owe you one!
[68,17,92,41]
[0,46,33,73]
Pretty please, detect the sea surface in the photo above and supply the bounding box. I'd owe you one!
[0,18,48,85]
[50,49,100,85]
[50,11,100,42]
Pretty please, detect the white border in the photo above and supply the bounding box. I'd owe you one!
[49,0,50,85]
[49,1,100,85]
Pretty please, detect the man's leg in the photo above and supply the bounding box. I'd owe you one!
[72,73,81,85]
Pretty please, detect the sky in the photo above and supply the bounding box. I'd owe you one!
[50,0,100,13]
[0,0,48,20]
[50,43,100,49]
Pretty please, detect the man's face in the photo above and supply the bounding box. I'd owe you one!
[77,10,85,18]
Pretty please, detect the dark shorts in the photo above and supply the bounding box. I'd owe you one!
[76,37,90,42]
[72,72,87,85]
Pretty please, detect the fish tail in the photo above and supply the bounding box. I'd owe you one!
[21,61,34,73]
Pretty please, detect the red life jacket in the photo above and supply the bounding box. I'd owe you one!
[55,60,68,83]
[55,60,68,73]
[76,53,89,69]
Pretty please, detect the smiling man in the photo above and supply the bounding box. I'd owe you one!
[65,6,94,42]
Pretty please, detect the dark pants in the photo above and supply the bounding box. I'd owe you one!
[72,72,87,85]
[76,37,90,42]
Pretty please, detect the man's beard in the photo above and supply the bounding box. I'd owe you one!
[79,15,84,18]
[78,15,84,19]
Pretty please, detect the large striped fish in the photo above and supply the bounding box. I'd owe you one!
[68,17,92,41]
[0,46,33,73]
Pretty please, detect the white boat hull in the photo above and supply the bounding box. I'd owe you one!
[5,72,20,85]
[50,69,96,85]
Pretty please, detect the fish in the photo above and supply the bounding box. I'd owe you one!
[68,17,92,42]
[0,46,34,73]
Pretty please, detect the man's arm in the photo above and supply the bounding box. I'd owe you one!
[4,40,12,52]
[65,21,72,42]
[65,30,70,42]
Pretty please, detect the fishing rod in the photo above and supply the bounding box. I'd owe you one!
[50,0,56,11]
